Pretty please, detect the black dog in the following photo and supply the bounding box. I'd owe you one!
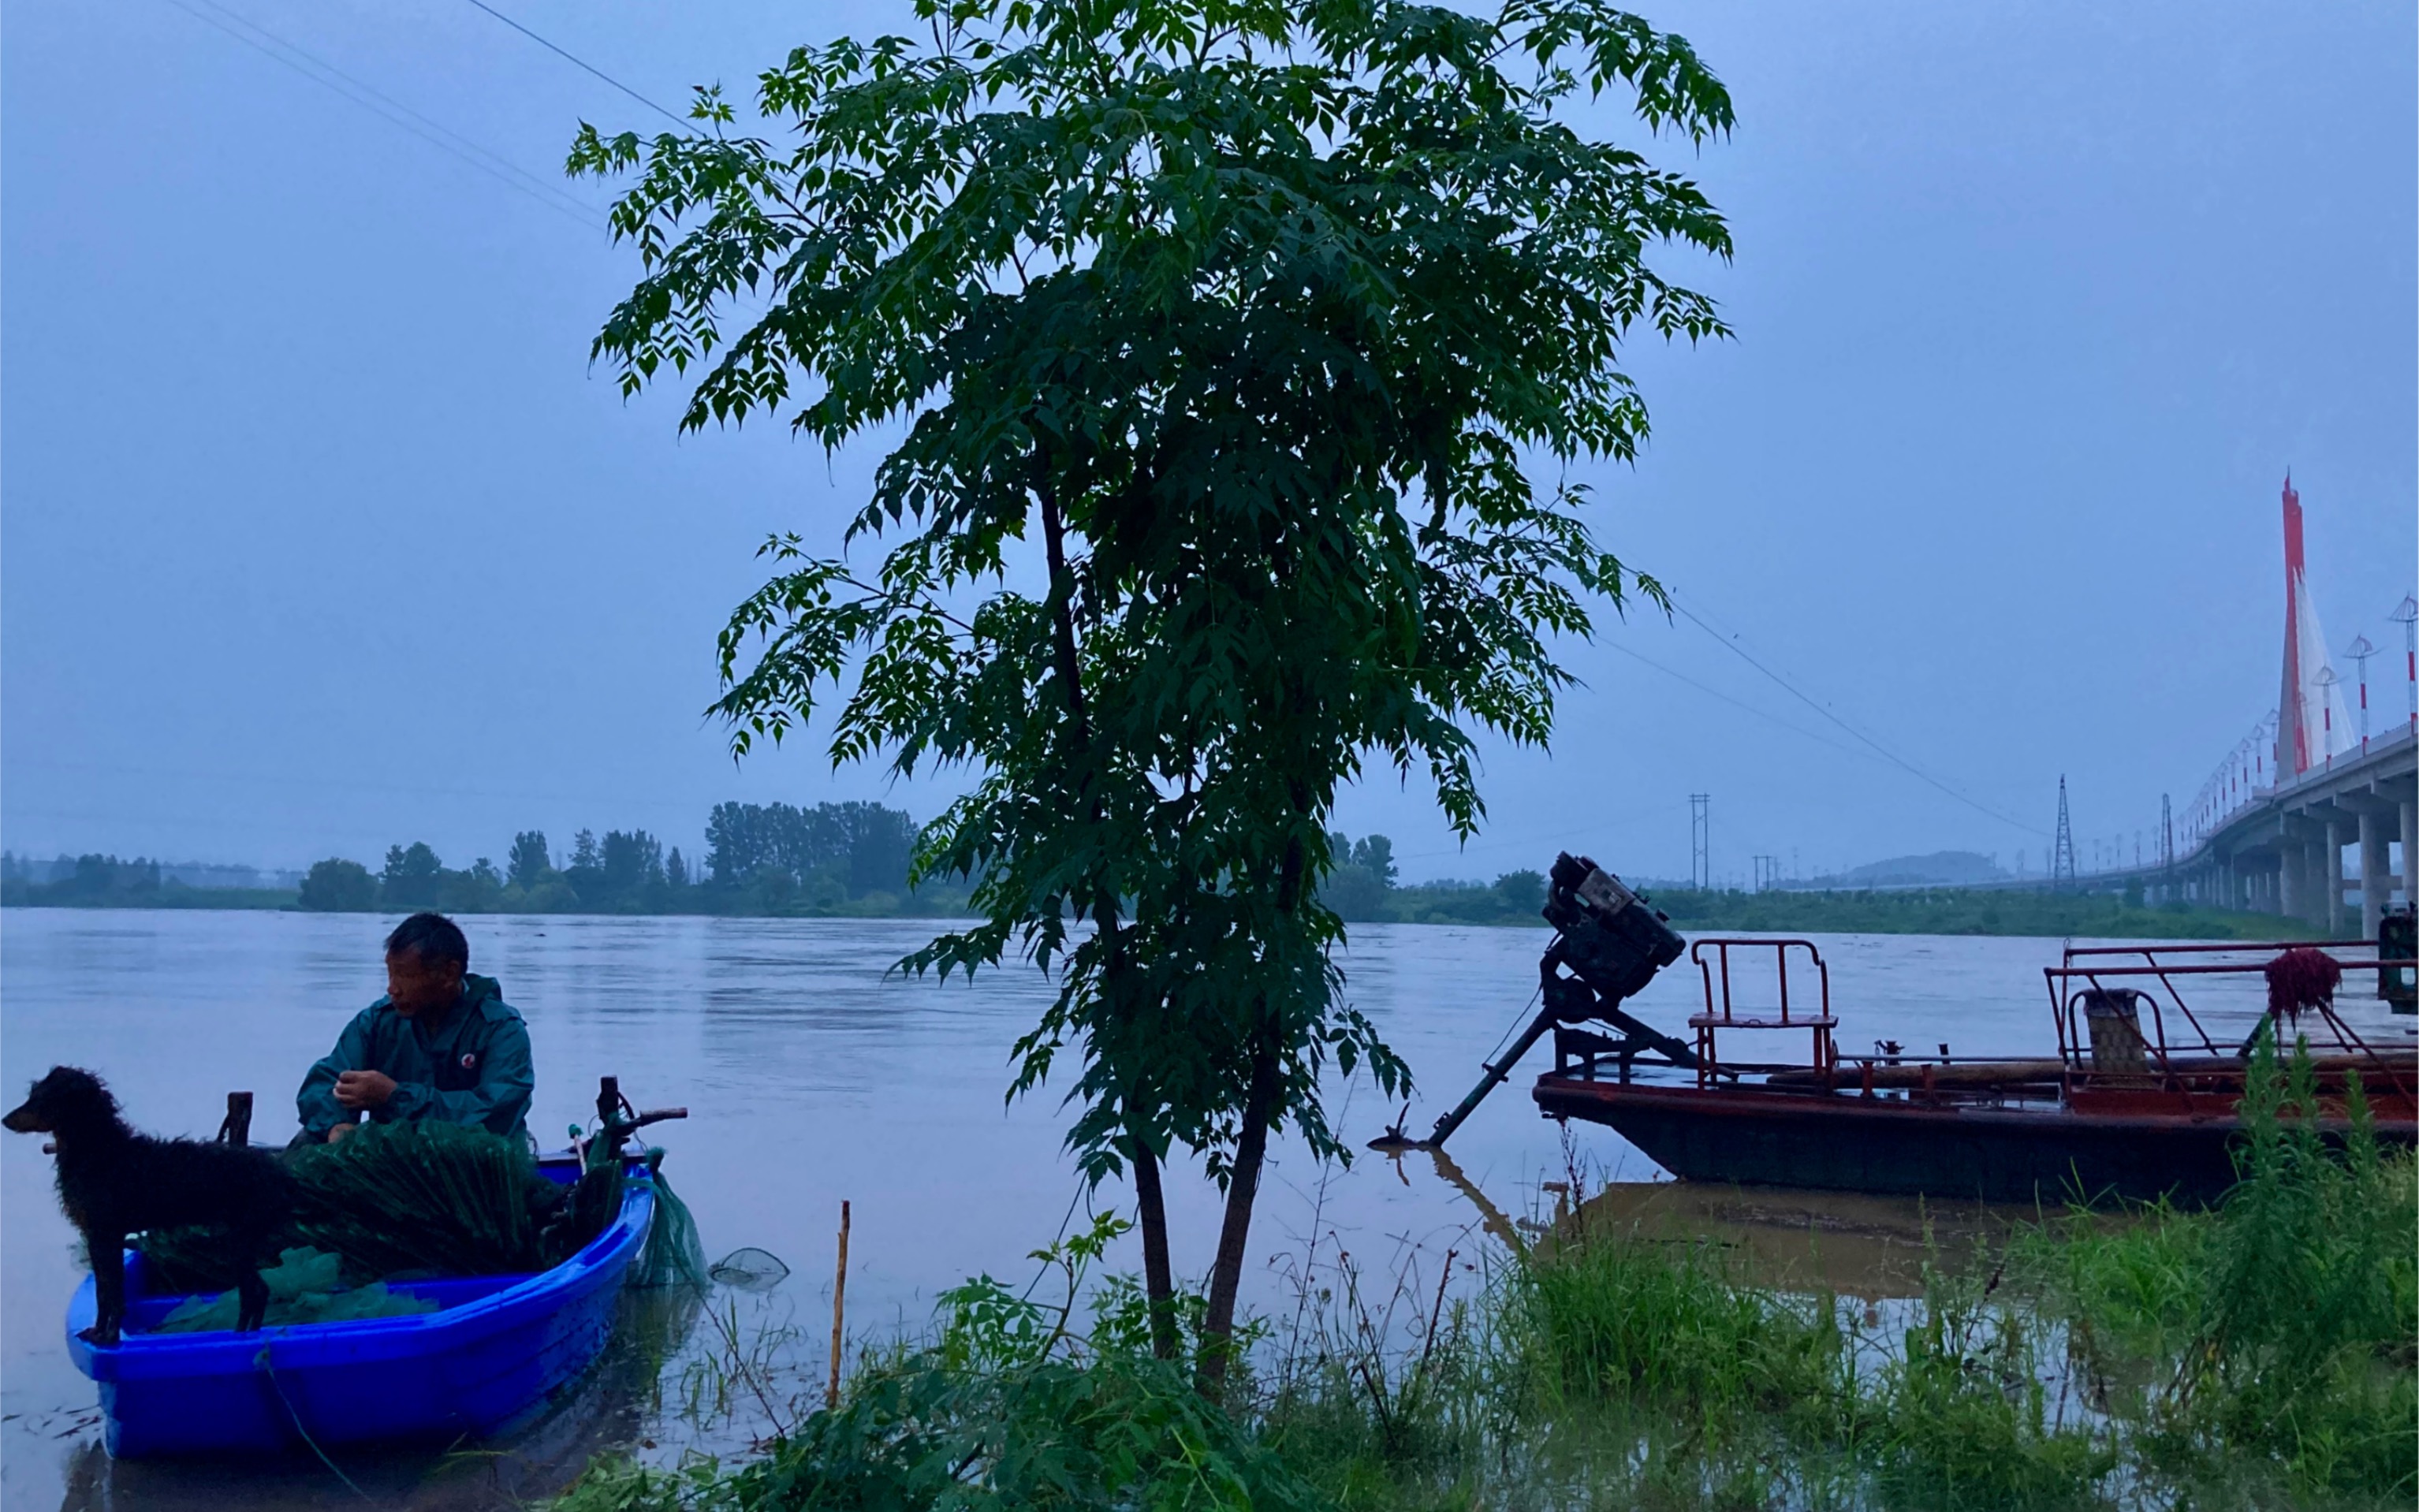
[4,1067,296,1346]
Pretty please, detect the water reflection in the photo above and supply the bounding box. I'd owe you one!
[1567,1179,2035,1301]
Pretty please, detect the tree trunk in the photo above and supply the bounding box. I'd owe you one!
[1131,1134,1180,1360]
[1037,483,1089,741]
[1197,1033,1278,1394]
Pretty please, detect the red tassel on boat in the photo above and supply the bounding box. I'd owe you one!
[2264,947,2342,1022]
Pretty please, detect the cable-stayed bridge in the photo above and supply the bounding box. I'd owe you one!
[2083,479,2416,935]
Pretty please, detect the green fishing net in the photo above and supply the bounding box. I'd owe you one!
[152,1247,438,1333]
[138,1123,603,1292]
[627,1150,709,1291]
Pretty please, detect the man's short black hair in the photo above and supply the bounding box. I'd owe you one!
[385,912,469,967]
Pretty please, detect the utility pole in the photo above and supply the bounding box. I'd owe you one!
[2346,634,2375,754]
[2052,776,2077,892]
[2391,595,2417,731]
[1689,794,1709,890]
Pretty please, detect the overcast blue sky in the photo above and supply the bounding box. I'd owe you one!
[4,0,2413,885]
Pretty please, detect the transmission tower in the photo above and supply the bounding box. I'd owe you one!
[2051,776,2077,891]
[2160,792,2175,893]
[1689,794,1710,889]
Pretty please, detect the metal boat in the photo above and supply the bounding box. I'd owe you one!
[1381,855,2417,1206]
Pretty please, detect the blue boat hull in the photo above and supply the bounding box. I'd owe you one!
[65,1179,654,1458]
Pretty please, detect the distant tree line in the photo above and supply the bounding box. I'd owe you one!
[1318,833,1549,925]
[10,829,2276,940]
[0,853,300,910]
[287,800,952,917]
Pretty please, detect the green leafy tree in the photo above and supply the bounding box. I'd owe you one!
[1493,868,1546,915]
[380,842,444,909]
[1351,835,1399,888]
[1321,832,1392,922]
[576,0,1730,1379]
[507,830,553,891]
[299,858,378,912]
[600,829,665,903]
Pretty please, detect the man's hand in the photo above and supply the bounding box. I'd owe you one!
[333,1070,397,1112]
[327,1122,358,1144]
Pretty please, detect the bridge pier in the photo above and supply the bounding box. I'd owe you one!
[2324,817,2347,936]
[2182,727,2417,932]
[2360,810,2389,937]
[2403,795,2417,909]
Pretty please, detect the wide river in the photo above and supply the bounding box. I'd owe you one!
[4,908,2402,1510]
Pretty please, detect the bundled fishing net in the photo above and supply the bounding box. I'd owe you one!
[139,1123,608,1292]
[2265,947,2343,1023]
[154,1247,438,1333]
[615,1143,709,1291]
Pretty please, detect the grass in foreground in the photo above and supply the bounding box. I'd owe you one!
[555,1044,2417,1510]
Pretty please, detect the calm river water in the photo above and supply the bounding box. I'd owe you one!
[4,909,2404,1510]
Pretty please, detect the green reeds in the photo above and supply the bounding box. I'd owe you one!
[553,1041,2416,1510]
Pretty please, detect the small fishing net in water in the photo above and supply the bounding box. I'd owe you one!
[140,1123,610,1291]
[708,1246,791,1291]
[153,1247,438,1333]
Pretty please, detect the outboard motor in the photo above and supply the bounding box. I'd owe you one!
[1373,853,1691,1151]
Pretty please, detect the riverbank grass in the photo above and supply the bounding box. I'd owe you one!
[557,1046,2417,1510]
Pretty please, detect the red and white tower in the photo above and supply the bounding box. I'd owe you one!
[2275,475,2354,776]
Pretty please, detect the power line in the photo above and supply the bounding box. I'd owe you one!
[1601,639,1882,765]
[158,0,605,230]
[460,0,686,125]
[1667,595,2052,838]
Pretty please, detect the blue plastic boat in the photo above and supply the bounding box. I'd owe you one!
[64,1158,655,1459]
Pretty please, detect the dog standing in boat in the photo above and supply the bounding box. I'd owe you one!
[3,1067,297,1346]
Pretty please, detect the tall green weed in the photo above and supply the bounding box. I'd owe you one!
[560,1041,2415,1510]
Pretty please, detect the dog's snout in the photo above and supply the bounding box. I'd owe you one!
[2,1103,41,1134]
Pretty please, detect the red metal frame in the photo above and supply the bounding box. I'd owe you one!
[1689,937,1836,1087]
[2044,942,2417,1106]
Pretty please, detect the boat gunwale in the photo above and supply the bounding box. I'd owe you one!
[66,1174,655,1384]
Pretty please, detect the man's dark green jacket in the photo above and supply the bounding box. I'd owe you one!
[296,974,535,1142]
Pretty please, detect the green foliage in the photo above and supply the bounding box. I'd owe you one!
[1505,1231,1846,1419]
[1273,1045,2413,1507]
[509,829,557,891]
[573,0,1733,1347]
[1649,886,2283,940]
[382,840,446,907]
[561,1086,2416,1510]
[554,1216,1321,1512]
[1489,870,1545,916]
[1866,1265,2115,1509]
[300,857,379,911]
[703,800,919,903]
[2021,1037,2419,1500]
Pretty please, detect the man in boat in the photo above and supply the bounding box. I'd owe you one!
[295,911,535,1146]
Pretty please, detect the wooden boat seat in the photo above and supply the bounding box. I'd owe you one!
[1689,1014,1836,1030]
